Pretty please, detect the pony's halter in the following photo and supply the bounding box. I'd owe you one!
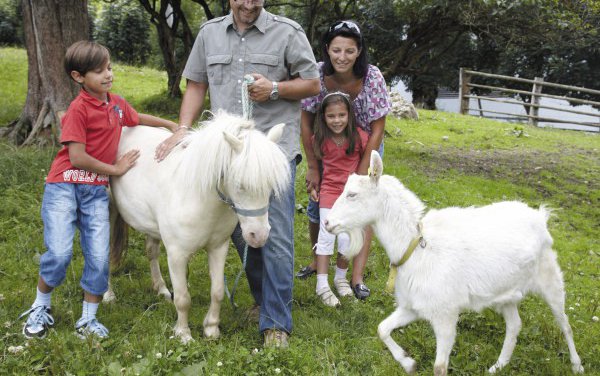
[216,186,269,217]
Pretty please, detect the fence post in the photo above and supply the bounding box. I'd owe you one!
[529,77,544,127]
[459,68,471,115]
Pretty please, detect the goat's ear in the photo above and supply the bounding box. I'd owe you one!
[368,150,383,184]
[267,123,285,143]
[223,131,243,153]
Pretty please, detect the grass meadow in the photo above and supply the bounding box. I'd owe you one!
[0,47,598,375]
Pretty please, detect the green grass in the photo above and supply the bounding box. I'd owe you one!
[1,48,599,375]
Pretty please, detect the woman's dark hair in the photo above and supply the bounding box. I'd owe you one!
[313,92,361,159]
[321,20,368,78]
[64,40,110,79]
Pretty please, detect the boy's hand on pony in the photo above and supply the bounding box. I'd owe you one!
[114,149,140,176]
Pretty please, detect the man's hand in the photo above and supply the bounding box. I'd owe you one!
[155,128,187,162]
[247,73,273,102]
[114,149,140,176]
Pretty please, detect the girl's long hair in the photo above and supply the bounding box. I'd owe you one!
[313,92,361,159]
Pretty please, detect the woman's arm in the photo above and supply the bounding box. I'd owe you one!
[357,116,386,175]
[301,110,320,192]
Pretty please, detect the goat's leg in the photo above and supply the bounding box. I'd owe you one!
[203,241,228,339]
[103,277,116,303]
[537,251,583,373]
[167,250,193,344]
[430,313,458,376]
[488,304,521,373]
[146,236,171,301]
[377,308,418,374]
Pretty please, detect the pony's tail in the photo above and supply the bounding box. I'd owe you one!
[109,198,129,269]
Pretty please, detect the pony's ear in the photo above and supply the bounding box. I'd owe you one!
[223,131,243,153]
[368,150,383,184]
[266,123,285,143]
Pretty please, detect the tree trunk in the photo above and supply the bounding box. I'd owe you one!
[3,0,88,146]
[139,0,196,98]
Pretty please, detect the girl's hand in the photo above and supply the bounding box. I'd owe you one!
[310,188,319,202]
[114,149,140,176]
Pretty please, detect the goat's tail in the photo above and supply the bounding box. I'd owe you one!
[109,198,129,269]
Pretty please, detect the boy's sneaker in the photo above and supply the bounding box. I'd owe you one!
[19,305,55,339]
[75,317,109,339]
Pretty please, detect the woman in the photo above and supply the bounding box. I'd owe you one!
[297,20,391,300]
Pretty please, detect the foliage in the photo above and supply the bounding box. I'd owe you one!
[94,0,152,66]
[1,47,599,375]
[0,0,21,46]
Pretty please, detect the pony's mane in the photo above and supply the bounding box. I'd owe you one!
[177,111,290,197]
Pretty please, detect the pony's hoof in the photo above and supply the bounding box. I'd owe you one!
[203,325,220,339]
[400,357,417,375]
[102,290,116,303]
[174,327,193,344]
[488,360,508,374]
[157,288,172,301]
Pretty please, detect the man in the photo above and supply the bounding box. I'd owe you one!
[155,0,319,348]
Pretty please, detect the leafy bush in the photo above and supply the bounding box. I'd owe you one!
[0,0,21,46]
[94,0,151,66]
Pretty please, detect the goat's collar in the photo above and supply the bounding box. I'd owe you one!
[392,222,426,267]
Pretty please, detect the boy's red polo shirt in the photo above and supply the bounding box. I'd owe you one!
[46,89,139,185]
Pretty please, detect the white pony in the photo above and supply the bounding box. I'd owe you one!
[325,151,583,375]
[107,111,290,343]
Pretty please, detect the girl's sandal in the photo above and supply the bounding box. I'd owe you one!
[316,286,340,307]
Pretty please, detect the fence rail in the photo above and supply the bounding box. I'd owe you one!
[458,68,600,130]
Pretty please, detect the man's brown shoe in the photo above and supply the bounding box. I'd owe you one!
[263,329,289,348]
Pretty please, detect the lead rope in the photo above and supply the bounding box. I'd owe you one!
[223,75,255,310]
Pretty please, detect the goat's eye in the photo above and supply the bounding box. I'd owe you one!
[347,192,357,198]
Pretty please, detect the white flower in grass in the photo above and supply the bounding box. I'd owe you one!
[4,321,11,328]
[217,361,223,367]
[137,354,143,359]
[568,306,574,311]
[252,348,259,354]
[155,352,163,359]
[8,346,24,354]
[167,349,174,356]
[274,368,281,374]
[593,316,599,322]
[575,302,580,307]
[0,293,4,301]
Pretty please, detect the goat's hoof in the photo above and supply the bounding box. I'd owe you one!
[572,364,584,374]
[102,291,116,303]
[433,364,448,376]
[400,357,417,375]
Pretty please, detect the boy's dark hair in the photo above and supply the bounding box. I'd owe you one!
[321,20,369,79]
[64,40,110,79]
[313,92,361,159]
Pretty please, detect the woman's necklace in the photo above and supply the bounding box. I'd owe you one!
[331,135,346,146]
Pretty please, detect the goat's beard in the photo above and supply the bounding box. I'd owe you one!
[343,227,364,260]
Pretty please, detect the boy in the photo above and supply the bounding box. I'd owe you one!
[19,40,182,339]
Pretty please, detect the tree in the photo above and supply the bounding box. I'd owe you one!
[1,0,88,145]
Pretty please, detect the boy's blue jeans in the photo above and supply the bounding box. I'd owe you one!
[232,158,297,334]
[39,183,110,296]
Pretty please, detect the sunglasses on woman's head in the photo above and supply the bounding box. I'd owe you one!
[329,21,361,35]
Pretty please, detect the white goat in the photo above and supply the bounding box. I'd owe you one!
[325,151,583,376]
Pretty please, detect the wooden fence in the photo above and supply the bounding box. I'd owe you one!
[459,68,600,130]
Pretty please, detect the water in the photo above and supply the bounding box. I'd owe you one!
[393,81,600,133]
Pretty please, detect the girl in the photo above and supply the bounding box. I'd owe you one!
[311,92,369,307]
